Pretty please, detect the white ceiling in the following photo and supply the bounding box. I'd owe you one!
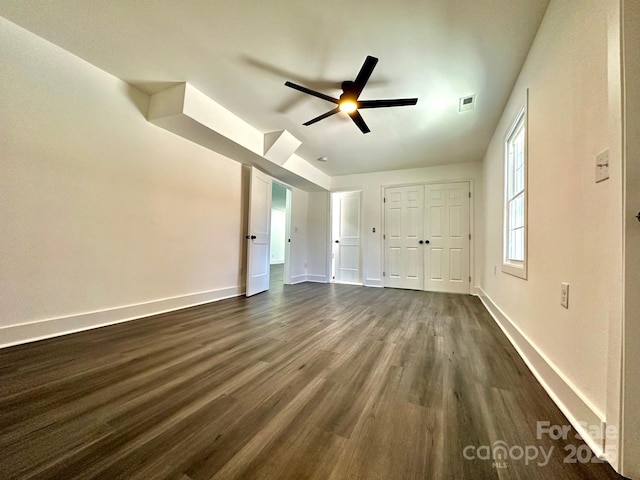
[0,0,550,176]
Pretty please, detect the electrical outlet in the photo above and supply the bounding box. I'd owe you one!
[561,283,569,309]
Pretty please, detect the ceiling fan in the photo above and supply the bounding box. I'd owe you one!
[284,56,418,134]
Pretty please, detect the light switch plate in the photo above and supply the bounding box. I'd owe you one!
[596,149,609,183]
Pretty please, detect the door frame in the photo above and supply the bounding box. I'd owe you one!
[242,168,295,294]
[272,180,293,285]
[380,178,476,292]
[330,188,364,285]
[620,0,640,474]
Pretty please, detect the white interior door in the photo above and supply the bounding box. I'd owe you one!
[424,182,470,293]
[383,185,424,290]
[246,167,272,296]
[333,191,361,284]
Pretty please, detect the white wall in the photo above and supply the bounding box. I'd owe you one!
[288,188,309,283]
[480,0,623,459]
[329,162,483,288]
[0,17,248,346]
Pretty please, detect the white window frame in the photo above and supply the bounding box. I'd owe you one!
[502,101,528,279]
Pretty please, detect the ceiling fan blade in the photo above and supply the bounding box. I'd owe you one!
[284,81,339,104]
[349,110,371,134]
[358,98,418,109]
[303,107,340,126]
[352,56,379,98]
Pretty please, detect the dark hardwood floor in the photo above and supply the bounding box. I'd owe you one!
[0,283,624,479]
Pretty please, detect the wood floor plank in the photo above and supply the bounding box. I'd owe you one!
[0,280,624,479]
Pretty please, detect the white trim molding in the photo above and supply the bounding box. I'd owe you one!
[365,278,383,287]
[0,286,241,349]
[289,274,308,284]
[306,274,330,283]
[478,288,607,460]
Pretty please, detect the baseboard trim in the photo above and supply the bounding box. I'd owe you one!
[306,274,329,283]
[478,288,606,459]
[0,286,241,349]
[365,278,383,287]
[289,274,307,284]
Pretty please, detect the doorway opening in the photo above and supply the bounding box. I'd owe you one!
[331,190,362,285]
[245,166,292,297]
[270,182,292,291]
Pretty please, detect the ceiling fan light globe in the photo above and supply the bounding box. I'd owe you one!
[339,100,358,114]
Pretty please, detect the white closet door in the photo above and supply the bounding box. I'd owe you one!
[424,182,470,294]
[383,185,424,290]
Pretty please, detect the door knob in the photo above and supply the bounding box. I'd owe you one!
[245,235,250,239]
[251,235,257,240]
[636,211,640,223]
[419,240,424,244]
[425,240,430,244]
[335,240,339,243]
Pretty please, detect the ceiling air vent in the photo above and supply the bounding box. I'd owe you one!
[459,95,476,112]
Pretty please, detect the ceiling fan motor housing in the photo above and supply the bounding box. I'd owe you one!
[341,81,356,95]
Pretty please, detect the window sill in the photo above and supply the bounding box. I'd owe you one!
[502,262,527,279]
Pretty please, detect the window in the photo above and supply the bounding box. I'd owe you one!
[503,104,527,279]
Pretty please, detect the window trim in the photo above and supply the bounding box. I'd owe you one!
[502,99,528,279]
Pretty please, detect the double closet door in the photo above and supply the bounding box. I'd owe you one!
[383,182,470,294]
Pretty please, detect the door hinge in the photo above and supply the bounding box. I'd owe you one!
[383,197,386,203]
[383,234,386,240]
[383,271,386,277]
[469,234,471,240]
[469,276,471,282]
[469,192,471,198]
